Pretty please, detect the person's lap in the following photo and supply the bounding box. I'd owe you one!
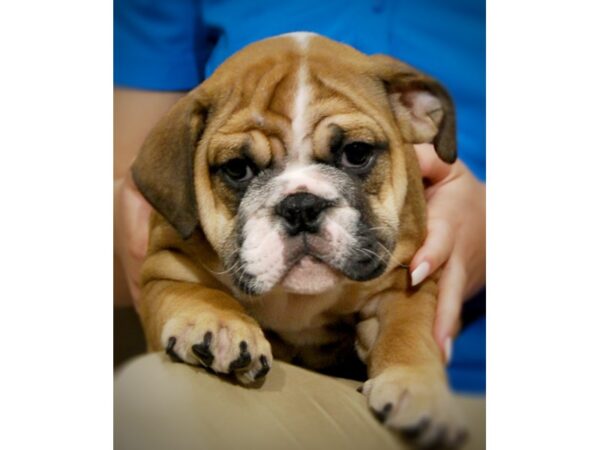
[114,353,485,450]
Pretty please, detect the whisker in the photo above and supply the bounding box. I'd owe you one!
[207,252,243,276]
[352,246,385,265]
[366,226,388,233]
[207,262,236,276]
[374,241,409,269]
[374,240,394,261]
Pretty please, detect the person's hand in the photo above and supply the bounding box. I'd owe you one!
[410,144,486,363]
[114,171,152,310]
[113,89,186,309]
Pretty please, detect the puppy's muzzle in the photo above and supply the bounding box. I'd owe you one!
[275,193,333,236]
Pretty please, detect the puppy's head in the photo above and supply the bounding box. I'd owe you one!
[132,33,456,296]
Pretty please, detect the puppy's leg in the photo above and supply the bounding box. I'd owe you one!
[139,280,273,384]
[359,280,467,448]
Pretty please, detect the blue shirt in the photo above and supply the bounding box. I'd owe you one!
[115,0,486,393]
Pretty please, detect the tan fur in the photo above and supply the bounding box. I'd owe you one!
[133,34,464,445]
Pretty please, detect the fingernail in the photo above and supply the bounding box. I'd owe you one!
[444,337,453,364]
[410,262,430,286]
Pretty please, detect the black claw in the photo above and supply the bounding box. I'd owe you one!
[401,416,431,439]
[372,402,393,423]
[192,331,214,367]
[422,426,447,450]
[229,341,252,372]
[253,355,271,380]
[356,385,364,393]
[165,337,184,363]
[439,427,450,449]
[450,429,468,448]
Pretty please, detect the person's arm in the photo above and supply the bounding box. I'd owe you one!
[409,144,486,361]
[114,88,185,308]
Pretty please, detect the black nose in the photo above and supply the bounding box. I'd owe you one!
[275,193,332,235]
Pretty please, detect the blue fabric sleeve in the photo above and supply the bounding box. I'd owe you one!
[114,0,214,90]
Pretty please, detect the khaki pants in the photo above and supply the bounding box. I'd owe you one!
[115,353,485,450]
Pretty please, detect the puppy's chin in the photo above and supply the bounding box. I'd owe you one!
[280,256,341,294]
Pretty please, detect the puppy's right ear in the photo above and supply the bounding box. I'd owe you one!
[131,90,208,240]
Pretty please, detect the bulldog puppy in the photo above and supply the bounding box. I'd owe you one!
[132,33,466,447]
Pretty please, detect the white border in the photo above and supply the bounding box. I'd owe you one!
[1,1,112,449]
[488,1,600,449]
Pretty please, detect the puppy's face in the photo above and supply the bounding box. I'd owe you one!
[133,33,456,296]
[213,121,395,296]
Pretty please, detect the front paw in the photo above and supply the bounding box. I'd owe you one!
[360,367,467,448]
[160,311,273,384]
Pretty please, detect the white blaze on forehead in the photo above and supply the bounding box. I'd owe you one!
[279,31,316,47]
[290,34,313,164]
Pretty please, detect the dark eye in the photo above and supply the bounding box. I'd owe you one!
[339,142,375,171]
[221,158,255,184]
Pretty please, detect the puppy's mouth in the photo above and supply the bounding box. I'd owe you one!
[280,255,341,294]
[277,232,387,295]
[228,223,392,297]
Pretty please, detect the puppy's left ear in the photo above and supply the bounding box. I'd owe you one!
[131,89,209,239]
[372,55,457,163]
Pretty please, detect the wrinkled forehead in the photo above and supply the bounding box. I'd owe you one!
[205,33,387,170]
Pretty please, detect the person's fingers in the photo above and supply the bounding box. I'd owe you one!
[128,187,151,261]
[433,258,468,362]
[116,171,152,308]
[122,171,151,259]
[413,143,452,183]
[410,218,454,287]
[127,194,150,308]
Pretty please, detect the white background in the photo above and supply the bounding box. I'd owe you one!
[1,1,599,448]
